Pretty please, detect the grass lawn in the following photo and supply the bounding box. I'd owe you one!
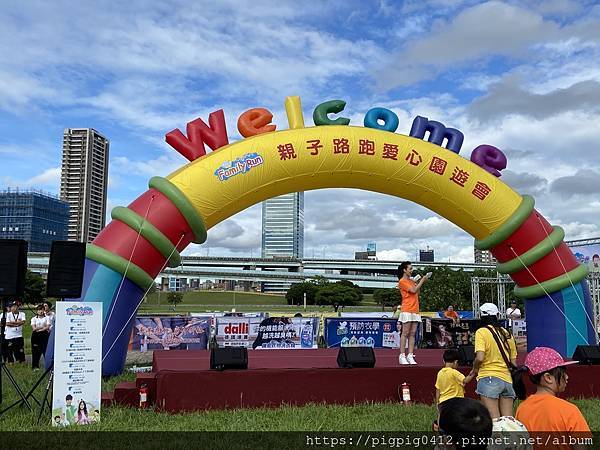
[1,364,600,432]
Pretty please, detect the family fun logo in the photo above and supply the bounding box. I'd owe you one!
[66,306,94,316]
[214,152,264,181]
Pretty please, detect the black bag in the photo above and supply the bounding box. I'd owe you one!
[486,326,526,400]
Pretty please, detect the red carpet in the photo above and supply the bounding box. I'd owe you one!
[109,349,600,412]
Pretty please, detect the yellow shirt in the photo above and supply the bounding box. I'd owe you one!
[474,326,517,384]
[435,367,465,404]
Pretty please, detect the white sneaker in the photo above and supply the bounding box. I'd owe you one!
[399,354,409,365]
[407,354,417,365]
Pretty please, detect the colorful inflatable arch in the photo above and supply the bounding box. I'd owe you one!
[49,97,596,375]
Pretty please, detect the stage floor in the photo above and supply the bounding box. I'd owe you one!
[109,349,599,412]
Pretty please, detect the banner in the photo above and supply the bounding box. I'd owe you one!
[512,319,527,351]
[420,318,509,349]
[252,317,319,349]
[325,318,404,348]
[52,302,102,427]
[215,316,264,348]
[131,316,210,351]
[569,242,600,272]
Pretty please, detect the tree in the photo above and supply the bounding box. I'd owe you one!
[373,288,400,307]
[24,270,45,305]
[167,291,183,309]
[315,284,360,306]
[336,280,363,302]
[286,282,319,306]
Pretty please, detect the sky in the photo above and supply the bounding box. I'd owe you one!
[2,0,600,262]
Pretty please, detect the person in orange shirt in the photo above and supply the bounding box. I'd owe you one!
[516,347,590,449]
[397,261,430,365]
[444,305,460,323]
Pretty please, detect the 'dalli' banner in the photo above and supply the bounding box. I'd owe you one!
[131,316,210,351]
[215,317,264,348]
[52,302,102,427]
[252,317,319,349]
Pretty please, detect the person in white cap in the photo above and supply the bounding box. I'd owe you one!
[466,303,518,419]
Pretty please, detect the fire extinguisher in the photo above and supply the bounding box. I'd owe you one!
[401,382,411,404]
[139,383,148,408]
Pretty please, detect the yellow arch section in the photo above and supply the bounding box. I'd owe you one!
[167,126,521,240]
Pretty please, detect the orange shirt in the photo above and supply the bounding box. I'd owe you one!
[444,310,459,320]
[399,278,419,314]
[516,394,590,447]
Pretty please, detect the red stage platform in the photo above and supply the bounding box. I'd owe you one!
[107,349,600,412]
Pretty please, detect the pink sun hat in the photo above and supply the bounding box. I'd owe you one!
[524,347,579,375]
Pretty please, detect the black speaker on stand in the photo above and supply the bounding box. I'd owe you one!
[457,345,475,367]
[337,347,376,368]
[46,241,86,299]
[210,347,248,370]
[572,345,600,365]
[0,239,33,413]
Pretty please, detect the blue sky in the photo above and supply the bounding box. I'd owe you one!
[2,0,600,261]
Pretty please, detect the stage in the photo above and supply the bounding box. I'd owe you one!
[106,348,600,412]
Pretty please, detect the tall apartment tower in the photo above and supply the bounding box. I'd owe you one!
[60,128,110,243]
[261,193,304,293]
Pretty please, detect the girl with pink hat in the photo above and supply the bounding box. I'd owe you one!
[516,347,590,441]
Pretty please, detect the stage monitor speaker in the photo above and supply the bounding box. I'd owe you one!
[573,345,600,365]
[337,347,376,368]
[458,345,475,366]
[0,239,28,297]
[210,347,248,371]
[46,241,86,298]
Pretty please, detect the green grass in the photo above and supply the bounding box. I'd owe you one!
[2,365,600,432]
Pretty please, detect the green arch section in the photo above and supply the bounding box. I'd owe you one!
[111,206,181,268]
[149,176,208,244]
[514,264,590,299]
[475,195,535,251]
[497,226,565,275]
[86,243,154,290]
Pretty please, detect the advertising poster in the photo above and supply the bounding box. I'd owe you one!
[325,318,402,348]
[252,317,319,349]
[215,316,264,348]
[420,318,509,349]
[512,319,527,351]
[569,242,600,272]
[51,302,102,427]
[131,316,210,351]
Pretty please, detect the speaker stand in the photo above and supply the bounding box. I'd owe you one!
[0,297,34,416]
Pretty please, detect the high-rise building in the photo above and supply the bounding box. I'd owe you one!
[60,128,109,242]
[0,189,69,252]
[261,193,304,258]
[474,244,497,264]
[261,193,304,293]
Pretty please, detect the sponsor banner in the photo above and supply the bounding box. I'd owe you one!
[325,318,403,348]
[512,319,527,351]
[215,317,264,348]
[252,317,319,349]
[52,302,102,427]
[569,242,600,272]
[131,316,210,351]
[421,318,509,349]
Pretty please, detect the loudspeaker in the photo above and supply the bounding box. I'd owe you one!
[573,345,600,365]
[337,347,376,368]
[46,241,86,298]
[0,239,28,297]
[458,345,475,366]
[210,347,248,370]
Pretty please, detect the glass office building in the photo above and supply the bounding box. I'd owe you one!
[261,192,304,293]
[0,190,69,252]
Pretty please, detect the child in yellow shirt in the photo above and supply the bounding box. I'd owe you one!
[435,349,474,405]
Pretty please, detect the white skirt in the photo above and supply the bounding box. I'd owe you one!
[398,312,421,323]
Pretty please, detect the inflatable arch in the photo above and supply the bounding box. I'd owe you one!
[50,97,596,375]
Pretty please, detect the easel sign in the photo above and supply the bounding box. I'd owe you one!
[51,302,102,426]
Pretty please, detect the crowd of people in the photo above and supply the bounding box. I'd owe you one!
[395,262,591,449]
[2,300,54,370]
